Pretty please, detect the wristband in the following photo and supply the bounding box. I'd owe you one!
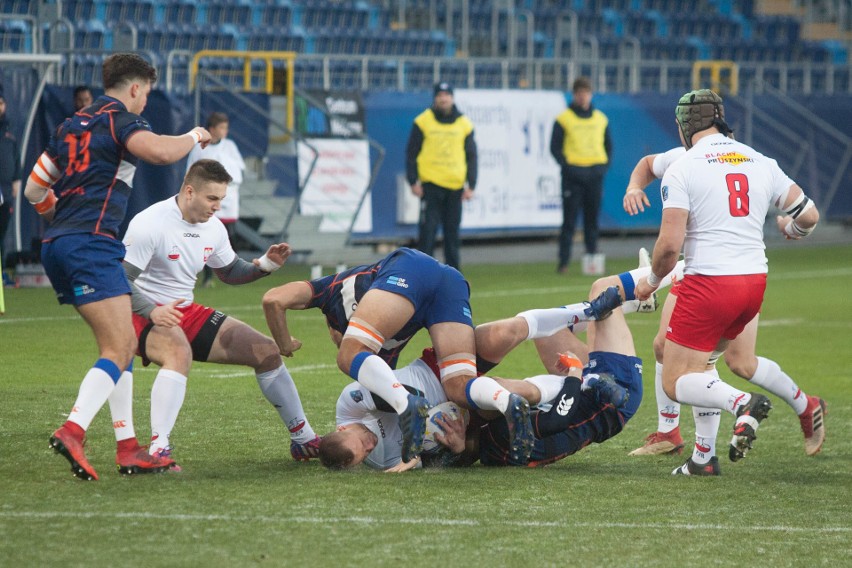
[188,130,202,144]
[646,272,662,288]
[257,253,282,273]
[785,219,814,238]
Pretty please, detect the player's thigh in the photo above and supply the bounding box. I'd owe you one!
[207,317,280,370]
[589,308,635,356]
[144,325,192,372]
[534,329,589,374]
[76,295,136,362]
[348,289,415,340]
[724,314,759,378]
[661,340,715,389]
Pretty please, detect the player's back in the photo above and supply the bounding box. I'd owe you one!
[45,96,151,240]
[662,134,793,276]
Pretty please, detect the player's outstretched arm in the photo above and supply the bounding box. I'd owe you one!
[252,242,291,272]
[623,154,657,215]
[126,127,212,165]
[262,281,313,357]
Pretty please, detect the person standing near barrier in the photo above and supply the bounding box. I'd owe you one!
[73,85,94,112]
[406,82,477,271]
[186,111,245,287]
[550,77,612,275]
[0,91,22,285]
[24,53,212,480]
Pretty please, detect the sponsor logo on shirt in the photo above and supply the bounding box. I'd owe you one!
[556,395,575,416]
[184,233,200,238]
[168,246,180,261]
[705,152,753,165]
[463,307,471,319]
[386,276,409,288]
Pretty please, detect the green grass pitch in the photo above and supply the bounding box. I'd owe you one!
[1,245,850,567]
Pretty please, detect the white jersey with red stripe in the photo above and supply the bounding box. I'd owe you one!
[336,358,447,470]
[660,134,794,276]
[123,196,237,306]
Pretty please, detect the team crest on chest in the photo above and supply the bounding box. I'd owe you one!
[204,247,214,262]
[167,246,180,261]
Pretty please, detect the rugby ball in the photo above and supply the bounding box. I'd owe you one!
[422,401,470,453]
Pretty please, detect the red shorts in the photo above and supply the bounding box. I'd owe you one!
[132,303,227,362]
[667,274,766,352]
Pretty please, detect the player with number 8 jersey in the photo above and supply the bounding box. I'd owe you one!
[634,89,820,472]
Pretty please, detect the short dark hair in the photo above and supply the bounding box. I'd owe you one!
[73,85,92,97]
[102,53,157,91]
[572,76,592,92]
[183,159,233,189]
[318,431,356,470]
[206,111,229,129]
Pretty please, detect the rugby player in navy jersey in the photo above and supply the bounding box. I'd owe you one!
[263,247,538,464]
[25,53,212,480]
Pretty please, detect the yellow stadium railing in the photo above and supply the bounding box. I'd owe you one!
[190,50,296,135]
[692,60,739,95]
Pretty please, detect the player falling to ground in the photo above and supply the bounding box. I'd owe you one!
[122,159,321,467]
[633,89,820,476]
[25,53,212,481]
[317,256,684,471]
[263,247,536,464]
[623,149,826,474]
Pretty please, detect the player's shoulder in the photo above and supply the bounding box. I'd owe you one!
[133,196,179,226]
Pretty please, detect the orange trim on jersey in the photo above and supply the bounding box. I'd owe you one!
[348,321,383,343]
[93,146,124,238]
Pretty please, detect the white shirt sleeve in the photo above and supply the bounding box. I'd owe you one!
[122,213,159,271]
[336,383,377,426]
[660,164,691,211]
[768,158,797,206]
[204,219,238,269]
[652,147,687,179]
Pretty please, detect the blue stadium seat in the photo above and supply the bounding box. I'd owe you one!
[0,18,32,52]
[162,0,197,25]
[74,19,111,50]
[206,0,253,26]
[102,0,156,23]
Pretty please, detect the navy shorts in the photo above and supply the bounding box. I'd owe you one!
[42,233,131,306]
[479,352,643,467]
[372,248,473,328]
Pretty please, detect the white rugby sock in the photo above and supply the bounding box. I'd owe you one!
[675,372,750,416]
[351,354,410,414]
[691,406,721,465]
[466,376,511,413]
[149,369,187,453]
[655,362,681,433]
[68,365,118,431]
[107,370,136,442]
[748,356,807,415]
[523,374,566,405]
[517,303,590,339]
[256,364,317,444]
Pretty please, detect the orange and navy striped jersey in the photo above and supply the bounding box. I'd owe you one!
[43,95,151,241]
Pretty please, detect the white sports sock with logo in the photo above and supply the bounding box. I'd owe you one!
[107,370,136,442]
[256,364,317,444]
[691,406,722,465]
[675,372,750,416]
[149,369,187,453]
[655,362,681,433]
[466,376,511,413]
[517,303,590,340]
[68,367,117,431]
[748,356,807,415]
[353,354,410,414]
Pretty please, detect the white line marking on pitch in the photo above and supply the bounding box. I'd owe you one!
[0,511,848,534]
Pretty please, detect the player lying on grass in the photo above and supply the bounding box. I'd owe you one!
[263,247,536,465]
[121,159,321,467]
[623,148,826,476]
[318,257,685,471]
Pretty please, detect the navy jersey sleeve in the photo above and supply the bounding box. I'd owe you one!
[113,111,152,148]
[305,274,335,310]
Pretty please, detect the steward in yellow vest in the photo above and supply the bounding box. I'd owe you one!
[549,77,612,274]
[405,82,478,270]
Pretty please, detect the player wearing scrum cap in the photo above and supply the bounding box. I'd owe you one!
[633,89,820,476]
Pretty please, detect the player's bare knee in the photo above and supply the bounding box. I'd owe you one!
[255,337,284,373]
[724,351,756,380]
[589,275,620,300]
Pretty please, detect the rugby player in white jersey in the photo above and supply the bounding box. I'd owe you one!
[623,147,826,474]
[633,89,820,474]
[121,159,321,467]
